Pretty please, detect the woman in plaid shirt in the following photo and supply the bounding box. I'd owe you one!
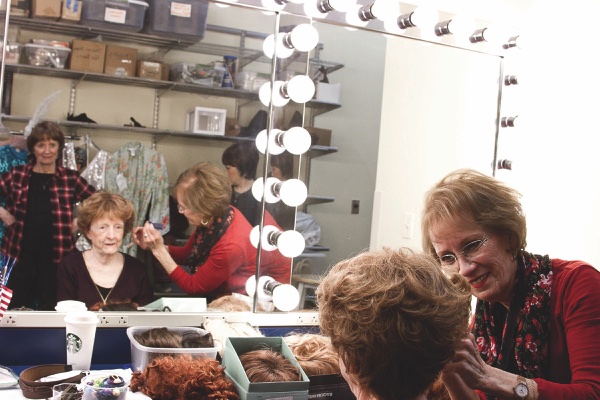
[0,121,96,310]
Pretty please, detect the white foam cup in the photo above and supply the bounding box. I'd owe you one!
[64,311,99,370]
[55,300,87,312]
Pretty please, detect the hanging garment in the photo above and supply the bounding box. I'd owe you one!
[0,145,28,242]
[104,142,170,255]
[62,142,77,171]
[80,150,110,190]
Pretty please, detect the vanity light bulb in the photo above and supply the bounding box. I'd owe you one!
[245,275,276,299]
[272,284,301,311]
[279,179,308,207]
[303,1,327,19]
[447,15,475,42]
[282,127,311,154]
[369,0,400,22]
[479,24,510,47]
[327,0,356,13]
[289,24,319,52]
[249,225,279,251]
[263,34,294,59]
[410,6,439,28]
[259,81,290,107]
[285,75,315,104]
[252,177,281,203]
[345,4,369,27]
[255,129,286,155]
[260,0,286,11]
[277,230,306,257]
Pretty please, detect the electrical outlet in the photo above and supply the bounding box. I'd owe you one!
[296,314,319,325]
[2,314,17,325]
[351,199,360,214]
[98,315,128,326]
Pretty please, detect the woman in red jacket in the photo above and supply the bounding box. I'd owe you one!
[133,162,291,301]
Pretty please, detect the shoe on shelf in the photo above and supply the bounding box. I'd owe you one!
[67,112,97,124]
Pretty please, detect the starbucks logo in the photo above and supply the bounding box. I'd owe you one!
[66,333,83,354]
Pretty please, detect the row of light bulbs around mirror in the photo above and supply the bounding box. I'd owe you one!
[218,0,524,51]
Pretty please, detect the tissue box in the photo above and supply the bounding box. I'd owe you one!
[316,82,341,105]
[61,0,82,21]
[223,337,310,400]
[127,326,220,372]
[185,107,226,136]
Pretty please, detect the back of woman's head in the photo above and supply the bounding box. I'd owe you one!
[421,168,527,258]
[77,191,135,234]
[284,333,340,376]
[175,162,232,218]
[317,247,471,400]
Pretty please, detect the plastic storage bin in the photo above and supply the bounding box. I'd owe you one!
[127,326,221,371]
[0,43,21,64]
[144,0,208,42]
[24,44,71,68]
[169,62,224,87]
[80,0,149,33]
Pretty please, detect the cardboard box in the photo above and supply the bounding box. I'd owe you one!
[160,62,170,81]
[6,0,31,16]
[69,40,106,73]
[223,337,310,400]
[137,60,162,80]
[61,0,82,21]
[225,117,241,136]
[104,44,137,77]
[31,0,60,17]
[306,126,332,147]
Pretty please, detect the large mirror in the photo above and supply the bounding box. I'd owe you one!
[0,0,506,316]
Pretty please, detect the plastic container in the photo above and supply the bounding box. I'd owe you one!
[23,44,71,68]
[81,374,128,400]
[127,326,221,371]
[169,62,224,87]
[0,43,21,64]
[143,0,208,42]
[80,0,149,33]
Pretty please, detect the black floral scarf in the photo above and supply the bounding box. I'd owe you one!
[472,251,553,398]
[187,206,234,273]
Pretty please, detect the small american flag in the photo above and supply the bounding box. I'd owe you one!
[0,285,13,322]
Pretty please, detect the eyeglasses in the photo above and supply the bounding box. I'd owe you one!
[177,203,189,213]
[438,238,488,267]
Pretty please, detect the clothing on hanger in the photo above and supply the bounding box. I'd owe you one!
[62,142,77,171]
[81,150,110,190]
[0,144,29,242]
[104,142,170,256]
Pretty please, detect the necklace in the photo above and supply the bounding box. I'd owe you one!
[94,284,114,304]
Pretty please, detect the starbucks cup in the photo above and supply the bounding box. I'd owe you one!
[64,311,99,370]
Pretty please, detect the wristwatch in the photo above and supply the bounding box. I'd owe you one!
[514,375,529,399]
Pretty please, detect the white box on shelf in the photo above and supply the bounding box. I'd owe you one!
[185,107,227,136]
[316,82,341,104]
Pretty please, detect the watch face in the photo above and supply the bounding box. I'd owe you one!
[516,382,529,397]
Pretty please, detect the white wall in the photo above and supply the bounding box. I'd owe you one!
[372,0,600,269]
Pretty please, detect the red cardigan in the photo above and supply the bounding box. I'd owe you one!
[476,260,600,399]
[168,208,291,298]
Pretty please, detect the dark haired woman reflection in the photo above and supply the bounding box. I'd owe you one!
[0,121,96,310]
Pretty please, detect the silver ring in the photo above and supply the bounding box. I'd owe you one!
[144,234,148,238]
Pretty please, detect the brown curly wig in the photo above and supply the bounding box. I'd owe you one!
[129,356,239,400]
[317,247,472,400]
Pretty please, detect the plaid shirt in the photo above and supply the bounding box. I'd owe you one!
[0,164,96,264]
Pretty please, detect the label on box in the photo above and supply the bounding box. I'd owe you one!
[171,2,191,18]
[104,7,127,24]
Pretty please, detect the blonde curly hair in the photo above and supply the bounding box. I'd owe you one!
[284,333,340,376]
